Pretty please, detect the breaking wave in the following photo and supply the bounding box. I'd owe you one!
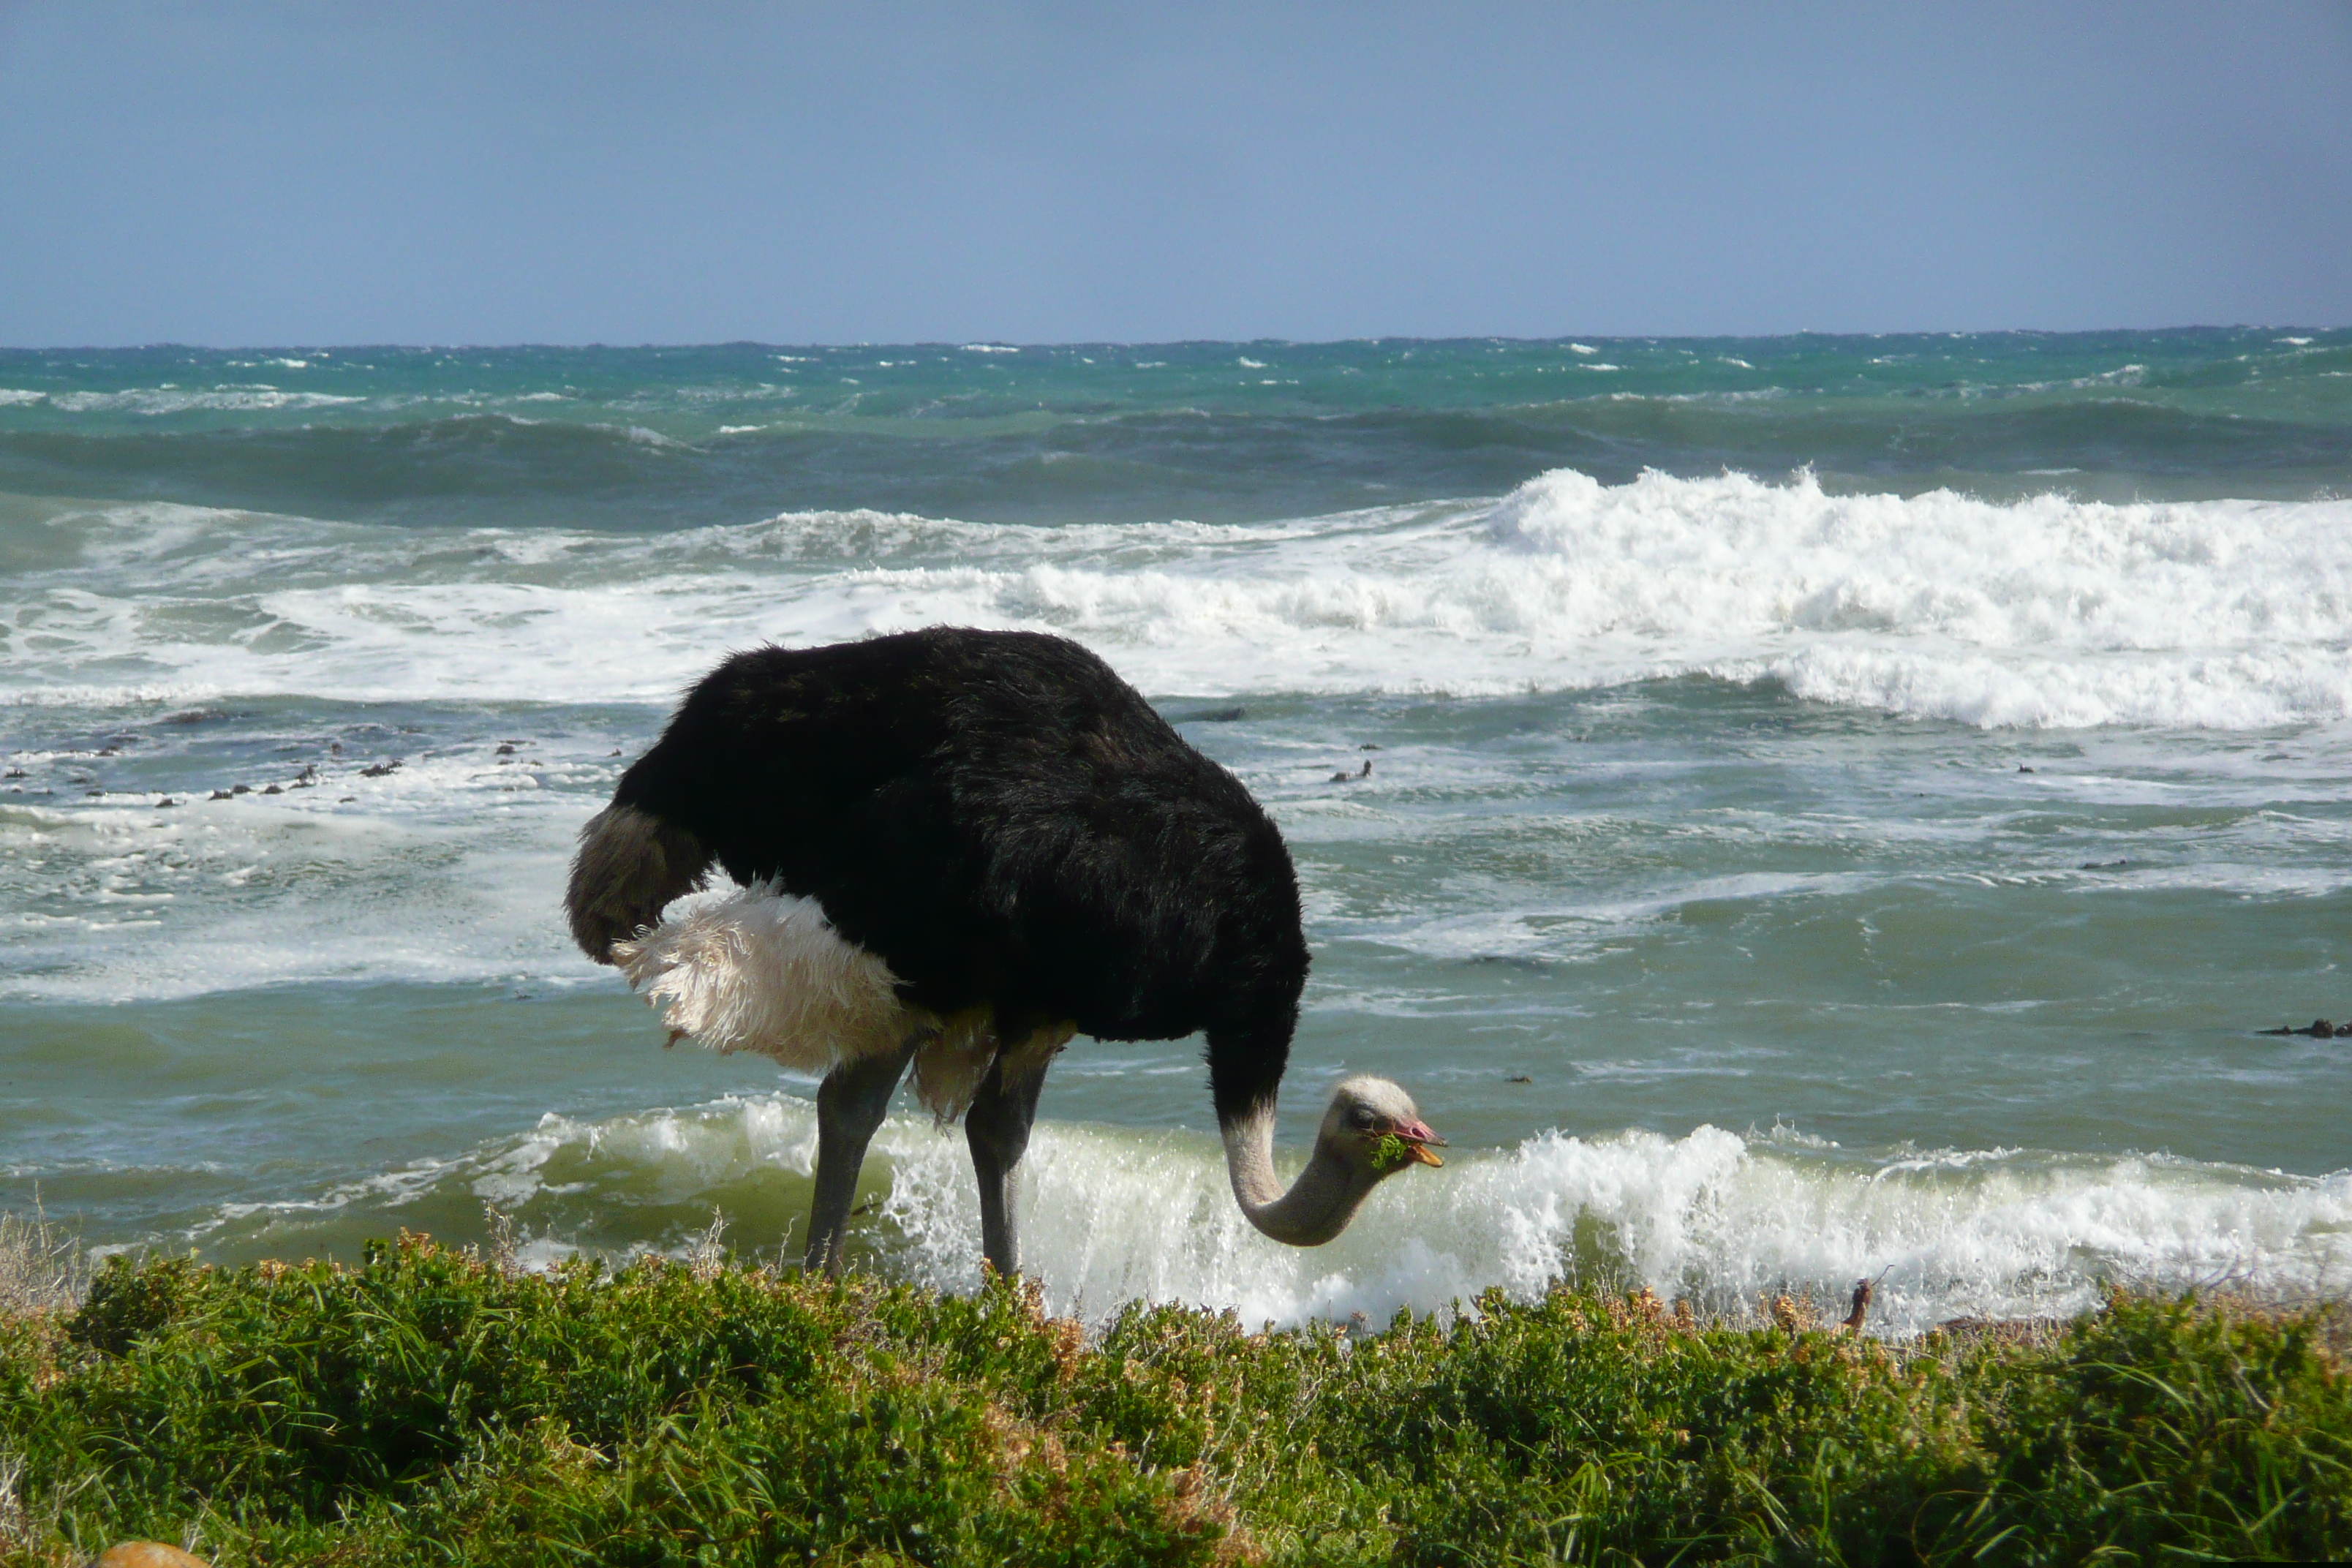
[188,1094,2352,1336]
[8,469,2352,728]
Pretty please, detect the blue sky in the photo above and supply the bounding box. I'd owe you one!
[4,1,2348,345]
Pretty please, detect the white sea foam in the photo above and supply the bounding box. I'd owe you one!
[42,387,366,414]
[259,1093,2352,1334]
[7,470,2352,728]
[0,747,610,1003]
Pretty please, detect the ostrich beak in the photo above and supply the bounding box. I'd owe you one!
[1397,1118,1446,1168]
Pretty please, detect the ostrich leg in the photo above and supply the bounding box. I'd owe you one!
[965,1044,1052,1277]
[804,1041,918,1275]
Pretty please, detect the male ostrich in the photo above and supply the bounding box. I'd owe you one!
[566,627,1444,1277]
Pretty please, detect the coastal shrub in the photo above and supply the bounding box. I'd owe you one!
[1,1237,2346,1565]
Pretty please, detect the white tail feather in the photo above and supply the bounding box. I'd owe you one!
[611,882,1052,1123]
[613,883,911,1071]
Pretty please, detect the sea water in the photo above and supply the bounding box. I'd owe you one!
[4,331,2350,1335]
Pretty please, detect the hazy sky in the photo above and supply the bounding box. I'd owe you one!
[4,1,2349,345]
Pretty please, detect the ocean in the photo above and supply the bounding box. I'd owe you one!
[4,329,2349,1336]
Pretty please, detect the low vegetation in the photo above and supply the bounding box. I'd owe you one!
[2,1230,2347,1564]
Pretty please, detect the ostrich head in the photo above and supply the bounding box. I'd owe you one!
[1221,1074,1445,1247]
[1321,1075,1446,1175]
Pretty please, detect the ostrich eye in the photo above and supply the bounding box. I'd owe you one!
[1349,1107,1377,1130]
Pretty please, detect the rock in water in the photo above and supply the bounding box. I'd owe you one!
[93,1545,211,1568]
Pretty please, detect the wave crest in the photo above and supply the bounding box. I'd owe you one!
[8,470,2352,728]
[188,1094,2352,1335]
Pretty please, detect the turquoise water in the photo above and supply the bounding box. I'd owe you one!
[4,331,2351,1333]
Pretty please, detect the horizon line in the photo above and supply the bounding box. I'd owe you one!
[3,323,2345,355]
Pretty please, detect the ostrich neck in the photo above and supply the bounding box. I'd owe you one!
[1220,1104,1375,1247]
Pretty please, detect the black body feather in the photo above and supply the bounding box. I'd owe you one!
[592,628,1308,1119]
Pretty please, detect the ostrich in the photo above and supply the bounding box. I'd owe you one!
[565,627,1444,1278]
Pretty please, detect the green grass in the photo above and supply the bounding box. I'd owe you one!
[3,1235,2348,1565]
